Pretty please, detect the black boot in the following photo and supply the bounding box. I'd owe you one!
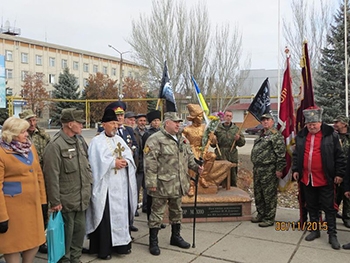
[342,242,350,249]
[329,235,340,250]
[170,224,190,249]
[149,228,160,256]
[305,231,320,241]
[38,243,48,253]
[325,212,340,249]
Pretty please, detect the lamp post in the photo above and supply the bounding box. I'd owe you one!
[108,44,131,100]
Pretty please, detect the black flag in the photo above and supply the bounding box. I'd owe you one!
[159,61,177,112]
[248,78,271,121]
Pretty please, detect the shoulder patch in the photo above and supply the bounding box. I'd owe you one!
[144,145,151,154]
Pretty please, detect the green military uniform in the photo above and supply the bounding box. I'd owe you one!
[251,127,286,225]
[144,127,199,228]
[215,122,246,186]
[29,126,50,167]
[43,109,92,263]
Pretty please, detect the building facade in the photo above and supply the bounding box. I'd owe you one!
[0,33,146,116]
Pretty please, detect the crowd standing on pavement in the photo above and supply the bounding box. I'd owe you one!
[4,101,350,263]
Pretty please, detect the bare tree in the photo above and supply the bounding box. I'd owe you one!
[283,0,333,69]
[21,72,49,117]
[128,0,248,111]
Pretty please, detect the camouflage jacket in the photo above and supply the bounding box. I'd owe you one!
[251,128,286,172]
[215,122,246,163]
[29,126,51,167]
[339,133,350,159]
[143,127,199,198]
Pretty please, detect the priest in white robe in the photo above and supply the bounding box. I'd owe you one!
[86,108,137,260]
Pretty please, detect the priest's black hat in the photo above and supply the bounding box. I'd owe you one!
[102,108,118,122]
[146,110,161,123]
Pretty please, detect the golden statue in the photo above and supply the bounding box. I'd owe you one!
[182,104,235,196]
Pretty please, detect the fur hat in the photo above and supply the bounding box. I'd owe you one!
[146,110,161,123]
[303,106,323,123]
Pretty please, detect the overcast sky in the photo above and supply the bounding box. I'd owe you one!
[2,0,340,70]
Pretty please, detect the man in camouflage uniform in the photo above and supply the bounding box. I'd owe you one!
[144,112,203,256]
[19,109,50,253]
[19,109,50,167]
[333,115,350,228]
[251,113,286,227]
[215,110,245,187]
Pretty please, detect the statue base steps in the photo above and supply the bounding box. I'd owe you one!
[163,187,252,223]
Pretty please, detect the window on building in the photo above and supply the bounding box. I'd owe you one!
[49,74,55,84]
[21,71,28,81]
[49,57,55,67]
[61,59,68,69]
[36,55,42,65]
[83,63,89,72]
[93,65,98,73]
[73,61,79,70]
[128,71,133,77]
[5,69,13,79]
[5,50,13,61]
[21,53,28,63]
[103,66,108,75]
[111,68,117,76]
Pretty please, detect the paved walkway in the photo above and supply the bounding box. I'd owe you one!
[29,206,350,263]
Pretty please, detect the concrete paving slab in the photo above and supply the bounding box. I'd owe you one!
[203,235,296,263]
[291,246,349,263]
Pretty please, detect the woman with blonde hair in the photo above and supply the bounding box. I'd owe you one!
[0,116,47,263]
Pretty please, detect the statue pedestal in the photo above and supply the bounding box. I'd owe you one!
[163,187,252,223]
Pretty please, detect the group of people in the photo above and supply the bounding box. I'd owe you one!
[250,106,350,250]
[3,101,350,263]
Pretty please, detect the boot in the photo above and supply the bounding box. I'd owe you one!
[305,231,320,241]
[329,235,340,250]
[342,242,350,249]
[170,224,190,249]
[149,228,160,255]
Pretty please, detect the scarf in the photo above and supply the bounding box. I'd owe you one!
[0,138,32,158]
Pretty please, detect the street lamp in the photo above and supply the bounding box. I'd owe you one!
[108,44,131,100]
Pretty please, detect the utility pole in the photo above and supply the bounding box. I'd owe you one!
[108,44,130,100]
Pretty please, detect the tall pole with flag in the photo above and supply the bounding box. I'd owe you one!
[296,41,315,132]
[157,61,177,112]
[277,48,295,191]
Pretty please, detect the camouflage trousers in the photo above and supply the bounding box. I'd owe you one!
[253,164,278,224]
[148,197,182,228]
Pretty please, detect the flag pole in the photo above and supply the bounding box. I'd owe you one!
[230,113,250,152]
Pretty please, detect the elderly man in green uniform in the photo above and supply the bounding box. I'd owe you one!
[251,113,286,227]
[43,108,92,263]
[333,115,350,228]
[19,109,50,253]
[215,109,245,187]
[144,112,203,256]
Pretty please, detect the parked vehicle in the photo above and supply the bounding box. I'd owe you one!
[245,124,263,135]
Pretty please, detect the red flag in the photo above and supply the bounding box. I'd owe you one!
[278,55,295,191]
[296,41,315,132]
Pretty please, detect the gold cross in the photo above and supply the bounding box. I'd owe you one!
[112,142,125,174]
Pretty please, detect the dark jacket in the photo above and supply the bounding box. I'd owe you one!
[292,123,346,186]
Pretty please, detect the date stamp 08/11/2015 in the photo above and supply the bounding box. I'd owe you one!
[275,221,328,231]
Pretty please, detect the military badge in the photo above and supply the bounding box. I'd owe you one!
[144,145,151,154]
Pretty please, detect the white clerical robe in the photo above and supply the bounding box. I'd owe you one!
[86,131,137,246]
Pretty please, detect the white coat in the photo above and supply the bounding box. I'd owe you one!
[86,131,137,246]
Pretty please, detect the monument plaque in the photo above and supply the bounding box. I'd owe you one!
[182,205,242,218]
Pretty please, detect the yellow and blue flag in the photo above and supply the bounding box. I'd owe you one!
[191,76,209,117]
